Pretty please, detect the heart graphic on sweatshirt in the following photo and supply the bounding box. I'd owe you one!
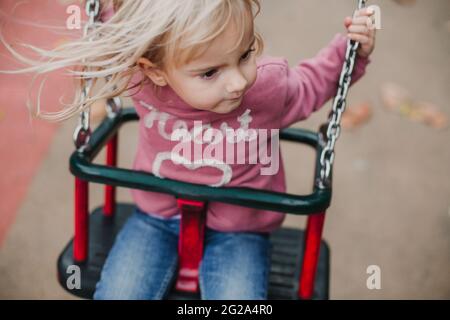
[152,152,232,187]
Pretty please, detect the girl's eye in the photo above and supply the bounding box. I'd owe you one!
[241,48,255,61]
[200,69,218,80]
[199,48,255,80]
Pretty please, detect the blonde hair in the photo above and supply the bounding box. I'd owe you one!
[0,0,264,122]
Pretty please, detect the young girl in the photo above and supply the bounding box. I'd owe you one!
[0,0,375,299]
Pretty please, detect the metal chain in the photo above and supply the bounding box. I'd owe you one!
[318,0,367,189]
[73,0,101,151]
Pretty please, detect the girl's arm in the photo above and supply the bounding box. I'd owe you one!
[280,33,370,128]
[280,8,375,128]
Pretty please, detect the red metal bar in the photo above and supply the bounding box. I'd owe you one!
[175,199,207,293]
[298,212,326,299]
[74,178,89,262]
[104,134,118,217]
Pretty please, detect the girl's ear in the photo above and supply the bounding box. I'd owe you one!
[137,57,168,87]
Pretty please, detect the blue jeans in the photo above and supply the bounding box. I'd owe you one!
[94,207,272,300]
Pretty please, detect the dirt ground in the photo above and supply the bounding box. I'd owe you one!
[0,0,449,299]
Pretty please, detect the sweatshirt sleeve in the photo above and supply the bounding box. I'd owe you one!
[280,33,371,128]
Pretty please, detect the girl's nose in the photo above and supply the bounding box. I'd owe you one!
[226,71,248,94]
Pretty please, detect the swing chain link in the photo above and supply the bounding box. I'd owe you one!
[318,0,367,189]
[74,0,122,151]
[73,0,102,151]
[85,0,100,25]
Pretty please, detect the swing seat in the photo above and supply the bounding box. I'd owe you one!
[57,204,330,300]
[58,107,333,300]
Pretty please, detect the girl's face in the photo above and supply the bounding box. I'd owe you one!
[140,22,258,114]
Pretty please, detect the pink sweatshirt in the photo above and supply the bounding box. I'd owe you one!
[100,6,370,232]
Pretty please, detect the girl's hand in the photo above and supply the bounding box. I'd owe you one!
[344,8,376,58]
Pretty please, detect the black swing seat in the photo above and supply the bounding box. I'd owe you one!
[57,203,330,300]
